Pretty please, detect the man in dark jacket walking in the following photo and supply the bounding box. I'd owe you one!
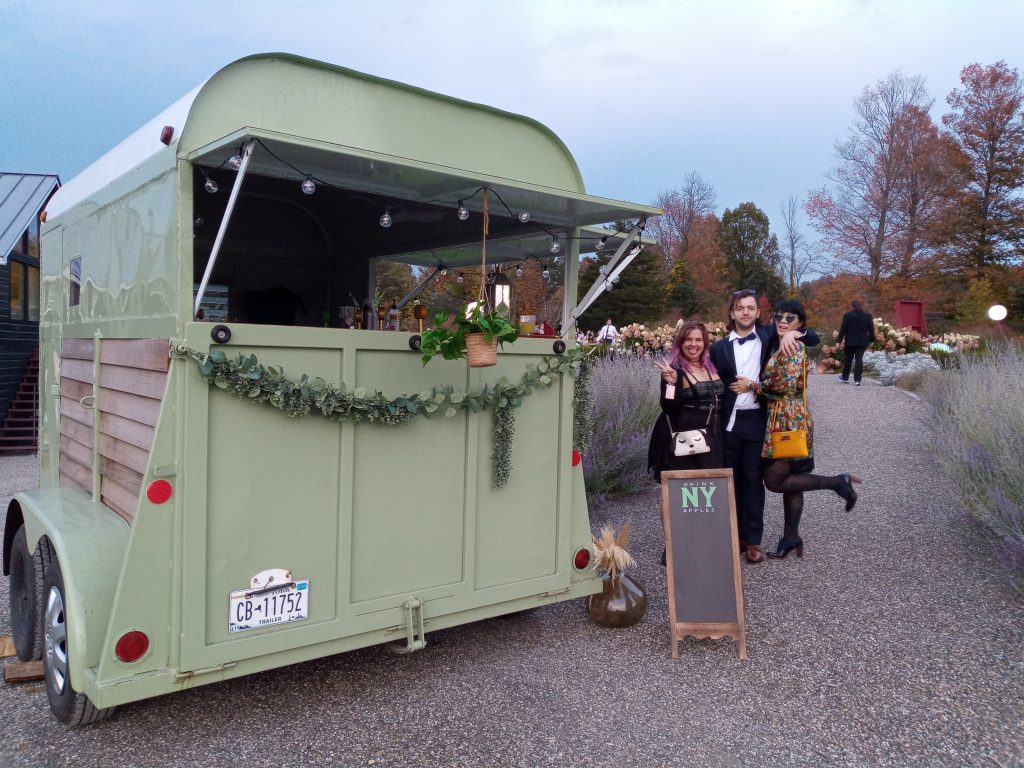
[837,300,874,385]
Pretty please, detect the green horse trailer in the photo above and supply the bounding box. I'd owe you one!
[3,53,659,724]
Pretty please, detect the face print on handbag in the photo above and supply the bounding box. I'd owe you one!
[673,429,710,456]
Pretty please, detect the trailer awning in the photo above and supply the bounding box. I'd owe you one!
[188,131,661,242]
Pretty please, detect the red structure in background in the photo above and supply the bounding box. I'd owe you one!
[758,295,773,325]
[893,300,927,334]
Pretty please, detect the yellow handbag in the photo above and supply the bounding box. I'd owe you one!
[769,355,809,459]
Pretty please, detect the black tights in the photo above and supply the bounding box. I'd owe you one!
[762,460,842,540]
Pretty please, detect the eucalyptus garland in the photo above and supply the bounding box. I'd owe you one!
[573,354,595,456]
[176,344,594,488]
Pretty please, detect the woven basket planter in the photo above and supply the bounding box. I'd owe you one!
[465,333,498,368]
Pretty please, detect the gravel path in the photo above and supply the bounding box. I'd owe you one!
[1,375,1021,767]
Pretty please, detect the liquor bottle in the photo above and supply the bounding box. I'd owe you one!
[388,300,401,331]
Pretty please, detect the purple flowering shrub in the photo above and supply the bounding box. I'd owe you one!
[582,352,661,502]
[922,343,1024,594]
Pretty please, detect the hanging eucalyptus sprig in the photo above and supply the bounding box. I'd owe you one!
[176,344,595,487]
[573,353,595,455]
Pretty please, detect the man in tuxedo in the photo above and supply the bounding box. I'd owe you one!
[837,300,874,385]
[709,290,819,563]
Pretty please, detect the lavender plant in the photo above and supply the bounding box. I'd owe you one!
[921,343,1024,594]
[581,352,661,499]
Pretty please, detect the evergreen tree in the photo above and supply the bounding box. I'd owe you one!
[577,246,667,329]
[719,202,786,303]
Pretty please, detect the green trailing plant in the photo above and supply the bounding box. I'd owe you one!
[177,344,594,488]
[419,302,519,365]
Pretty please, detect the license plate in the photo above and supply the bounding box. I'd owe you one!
[228,580,309,633]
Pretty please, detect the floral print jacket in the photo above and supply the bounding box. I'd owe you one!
[760,345,813,459]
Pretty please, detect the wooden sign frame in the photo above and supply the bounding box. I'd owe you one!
[660,469,747,659]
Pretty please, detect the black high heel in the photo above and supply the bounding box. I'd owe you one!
[766,537,804,559]
[836,473,861,512]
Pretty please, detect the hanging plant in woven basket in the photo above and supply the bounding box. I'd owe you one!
[418,190,519,368]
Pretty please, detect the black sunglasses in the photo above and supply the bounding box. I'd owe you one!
[773,312,800,323]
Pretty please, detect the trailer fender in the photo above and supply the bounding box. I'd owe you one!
[12,488,131,688]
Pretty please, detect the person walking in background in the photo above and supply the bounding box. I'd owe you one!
[596,318,618,345]
[709,290,819,564]
[760,300,862,559]
[649,321,725,566]
[837,300,874,385]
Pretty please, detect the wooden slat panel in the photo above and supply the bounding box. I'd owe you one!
[100,339,170,372]
[97,433,149,475]
[59,397,93,429]
[99,411,155,452]
[59,434,93,468]
[100,457,143,496]
[61,339,94,360]
[61,358,94,384]
[59,457,92,494]
[99,365,167,400]
[60,378,92,402]
[59,415,93,449]
[100,476,137,523]
[97,389,161,427]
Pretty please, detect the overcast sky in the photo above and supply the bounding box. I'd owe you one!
[2,0,1022,236]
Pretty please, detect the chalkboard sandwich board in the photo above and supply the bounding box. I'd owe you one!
[660,469,747,659]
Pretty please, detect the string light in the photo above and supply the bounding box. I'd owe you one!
[379,209,393,228]
[301,176,316,195]
[227,149,243,170]
[598,264,607,273]
[203,175,218,194]
[515,264,524,277]
[549,238,560,254]
[518,212,531,224]
[441,267,448,276]
[542,263,550,279]
[457,201,470,221]
[595,236,608,252]
[456,272,465,284]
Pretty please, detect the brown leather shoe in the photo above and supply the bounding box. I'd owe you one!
[745,544,765,564]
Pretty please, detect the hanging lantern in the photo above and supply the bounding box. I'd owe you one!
[486,269,512,317]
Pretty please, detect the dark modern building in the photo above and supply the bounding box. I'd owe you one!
[1,172,60,453]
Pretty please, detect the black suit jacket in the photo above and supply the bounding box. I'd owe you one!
[837,309,874,348]
[709,325,820,425]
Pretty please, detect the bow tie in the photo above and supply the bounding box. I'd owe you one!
[736,332,757,345]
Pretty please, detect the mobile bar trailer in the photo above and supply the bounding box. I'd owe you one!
[4,53,660,724]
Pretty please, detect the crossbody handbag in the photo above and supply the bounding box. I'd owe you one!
[666,376,716,457]
[769,353,809,459]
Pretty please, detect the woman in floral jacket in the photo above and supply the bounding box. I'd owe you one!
[760,300,862,559]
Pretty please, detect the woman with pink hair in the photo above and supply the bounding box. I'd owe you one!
[647,320,725,481]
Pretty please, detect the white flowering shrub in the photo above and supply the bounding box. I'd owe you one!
[862,350,940,386]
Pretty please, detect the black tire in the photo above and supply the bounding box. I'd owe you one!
[211,324,232,344]
[9,528,51,661]
[42,556,114,726]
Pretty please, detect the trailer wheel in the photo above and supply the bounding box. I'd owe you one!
[9,528,50,661]
[42,557,114,726]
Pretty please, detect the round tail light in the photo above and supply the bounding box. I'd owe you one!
[573,547,591,570]
[115,631,150,663]
[572,450,581,467]
[146,480,173,504]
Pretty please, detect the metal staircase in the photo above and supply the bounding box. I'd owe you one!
[0,351,38,454]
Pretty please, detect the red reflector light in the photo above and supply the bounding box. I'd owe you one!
[572,450,581,467]
[146,479,173,504]
[115,631,149,663]
[159,125,174,145]
[573,548,591,570]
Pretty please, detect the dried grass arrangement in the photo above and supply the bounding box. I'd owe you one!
[592,523,636,582]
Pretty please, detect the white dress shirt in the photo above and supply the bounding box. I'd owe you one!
[726,329,762,432]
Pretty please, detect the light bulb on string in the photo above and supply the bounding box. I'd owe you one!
[515,264,524,277]
[379,209,393,228]
[227,150,243,170]
[456,272,465,284]
[598,264,606,273]
[518,212,531,224]
[204,176,219,194]
[549,238,560,254]
[441,267,448,276]
[457,201,470,221]
[595,236,607,252]
[301,176,316,195]
[542,264,551,279]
